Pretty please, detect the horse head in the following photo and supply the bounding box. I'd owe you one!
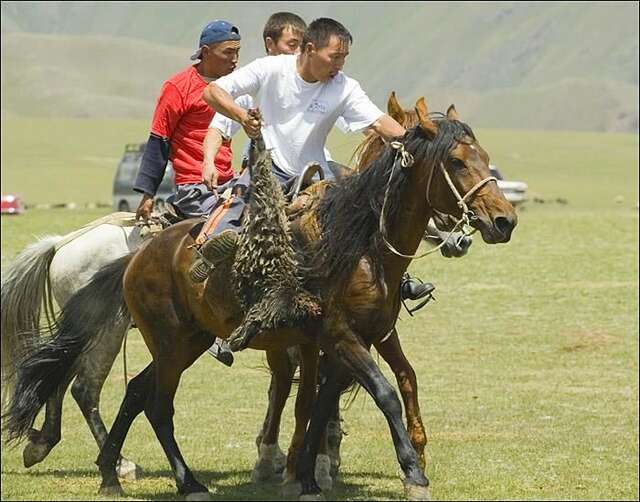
[404,96,517,244]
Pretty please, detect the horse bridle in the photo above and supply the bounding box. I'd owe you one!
[425,148,498,230]
[379,140,497,260]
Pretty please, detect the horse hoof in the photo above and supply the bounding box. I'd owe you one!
[98,483,125,497]
[315,454,333,492]
[251,461,276,483]
[273,447,287,474]
[281,479,302,499]
[23,440,52,468]
[404,482,431,501]
[316,476,332,492]
[252,443,286,482]
[185,491,213,501]
[299,494,325,501]
[116,457,143,481]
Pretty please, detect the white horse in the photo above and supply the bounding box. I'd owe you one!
[1,211,471,481]
[1,213,144,478]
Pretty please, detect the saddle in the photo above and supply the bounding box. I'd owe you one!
[285,161,351,224]
[283,160,351,201]
[136,203,185,239]
[283,162,324,201]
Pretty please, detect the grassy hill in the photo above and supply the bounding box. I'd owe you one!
[1,33,187,119]
[1,1,638,132]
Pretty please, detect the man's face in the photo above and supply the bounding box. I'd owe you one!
[202,40,240,76]
[267,26,303,56]
[307,35,349,82]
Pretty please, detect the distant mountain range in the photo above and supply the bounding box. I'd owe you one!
[2,1,638,132]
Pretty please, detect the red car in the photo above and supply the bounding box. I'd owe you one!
[1,194,25,215]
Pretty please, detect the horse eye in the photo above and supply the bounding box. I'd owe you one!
[450,159,465,169]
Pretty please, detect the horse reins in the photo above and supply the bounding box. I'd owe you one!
[379,140,497,260]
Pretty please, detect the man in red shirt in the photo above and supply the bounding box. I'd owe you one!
[133,20,241,366]
[134,20,240,221]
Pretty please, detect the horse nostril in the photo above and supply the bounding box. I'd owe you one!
[494,216,513,237]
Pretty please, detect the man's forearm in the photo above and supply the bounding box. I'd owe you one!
[203,127,224,168]
[133,134,170,195]
[370,114,406,141]
[203,84,247,124]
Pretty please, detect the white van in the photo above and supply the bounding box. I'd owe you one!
[112,143,175,212]
[490,165,528,205]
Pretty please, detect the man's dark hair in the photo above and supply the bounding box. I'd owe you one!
[302,18,353,51]
[263,12,307,52]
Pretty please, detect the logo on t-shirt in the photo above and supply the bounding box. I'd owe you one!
[307,99,328,114]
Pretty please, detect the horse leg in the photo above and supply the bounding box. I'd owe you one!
[22,375,71,468]
[72,321,142,480]
[314,428,333,493]
[255,348,295,449]
[282,343,319,498]
[325,397,343,478]
[295,357,353,498]
[375,328,427,471]
[299,330,430,500]
[318,352,343,478]
[144,356,210,500]
[312,352,334,491]
[97,363,154,497]
[252,348,295,483]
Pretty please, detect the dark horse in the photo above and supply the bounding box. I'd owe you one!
[3,98,517,500]
[254,91,475,488]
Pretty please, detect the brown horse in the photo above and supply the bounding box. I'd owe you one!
[253,91,458,486]
[3,97,517,500]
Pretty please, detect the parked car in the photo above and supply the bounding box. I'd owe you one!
[113,143,175,212]
[1,194,25,215]
[490,165,528,205]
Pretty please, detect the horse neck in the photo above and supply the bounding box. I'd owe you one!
[379,161,433,292]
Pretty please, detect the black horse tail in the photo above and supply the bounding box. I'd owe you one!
[1,253,134,445]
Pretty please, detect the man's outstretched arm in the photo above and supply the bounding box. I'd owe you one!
[368,114,406,141]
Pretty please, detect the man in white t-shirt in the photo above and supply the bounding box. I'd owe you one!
[202,12,308,191]
[198,17,405,266]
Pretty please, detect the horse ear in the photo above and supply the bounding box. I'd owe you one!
[415,97,438,137]
[446,104,459,121]
[387,91,406,124]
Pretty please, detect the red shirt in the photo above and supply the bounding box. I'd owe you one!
[150,65,233,185]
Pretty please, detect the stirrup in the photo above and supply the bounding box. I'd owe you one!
[189,244,215,283]
[189,258,212,283]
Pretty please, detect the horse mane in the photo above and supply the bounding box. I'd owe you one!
[312,116,476,289]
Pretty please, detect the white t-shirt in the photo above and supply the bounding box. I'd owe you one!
[214,54,384,177]
[209,94,348,172]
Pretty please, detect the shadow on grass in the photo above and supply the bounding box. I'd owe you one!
[7,467,405,500]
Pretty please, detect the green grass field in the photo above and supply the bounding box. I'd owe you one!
[1,119,638,500]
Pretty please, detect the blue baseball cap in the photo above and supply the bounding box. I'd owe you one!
[190,20,241,60]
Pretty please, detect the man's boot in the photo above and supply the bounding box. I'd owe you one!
[190,229,239,283]
[401,273,435,301]
[207,337,234,367]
